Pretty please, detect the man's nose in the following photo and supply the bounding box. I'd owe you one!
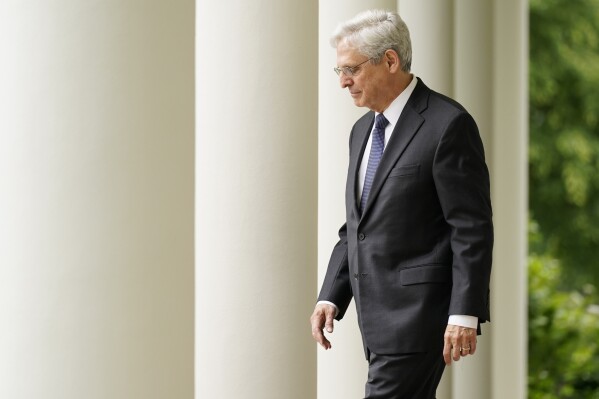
[339,73,352,88]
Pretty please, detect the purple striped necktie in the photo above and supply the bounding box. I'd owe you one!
[360,113,389,212]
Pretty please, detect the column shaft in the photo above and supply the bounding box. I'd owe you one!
[0,1,195,398]
[491,0,528,398]
[196,1,318,398]
[398,0,454,97]
[453,1,493,397]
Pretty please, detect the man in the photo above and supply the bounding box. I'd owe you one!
[310,10,493,399]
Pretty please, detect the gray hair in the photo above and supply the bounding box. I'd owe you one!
[330,10,412,72]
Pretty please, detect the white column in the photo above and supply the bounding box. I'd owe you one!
[398,0,455,97]
[319,2,397,398]
[490,0,528,398]
[453,1,493,398]
[0,2,194,399]
[196,1,318,398]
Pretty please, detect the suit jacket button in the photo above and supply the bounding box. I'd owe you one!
[353,273,359,280]
[358,233,366,241]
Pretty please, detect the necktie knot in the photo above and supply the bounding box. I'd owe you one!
[375,113,389,130]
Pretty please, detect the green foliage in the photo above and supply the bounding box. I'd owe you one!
[529,1,599,397]
[529,0,599,286]
[528,224,599,398]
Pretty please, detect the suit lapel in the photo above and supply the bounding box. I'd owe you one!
[360,79,430,220]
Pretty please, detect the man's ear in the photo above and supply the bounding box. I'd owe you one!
[385,49,401,73]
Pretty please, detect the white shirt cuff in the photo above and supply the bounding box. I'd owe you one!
[448,315,478,329]
[317,301,339,317]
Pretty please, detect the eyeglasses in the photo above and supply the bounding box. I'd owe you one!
[333,58,373,77]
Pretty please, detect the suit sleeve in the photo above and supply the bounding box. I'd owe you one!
[317,223,353,320]
[433,111,493,322]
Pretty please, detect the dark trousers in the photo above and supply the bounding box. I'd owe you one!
[364,349,446,399]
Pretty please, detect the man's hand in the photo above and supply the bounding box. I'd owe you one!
[309,304,336,350]
[443,324,477,365]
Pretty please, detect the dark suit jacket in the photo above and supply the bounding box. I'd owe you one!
[318,78,493,356]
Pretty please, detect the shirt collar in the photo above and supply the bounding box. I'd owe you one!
[376,74,418,127]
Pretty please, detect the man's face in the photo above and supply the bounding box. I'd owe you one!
[336,40,389,112]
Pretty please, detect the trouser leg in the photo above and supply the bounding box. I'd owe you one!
[364,349,446,399]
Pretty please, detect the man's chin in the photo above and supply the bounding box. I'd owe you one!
[351,98,365,107]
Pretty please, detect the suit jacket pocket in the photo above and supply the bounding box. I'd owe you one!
[388,164,420,178]
[400,264,451,286]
